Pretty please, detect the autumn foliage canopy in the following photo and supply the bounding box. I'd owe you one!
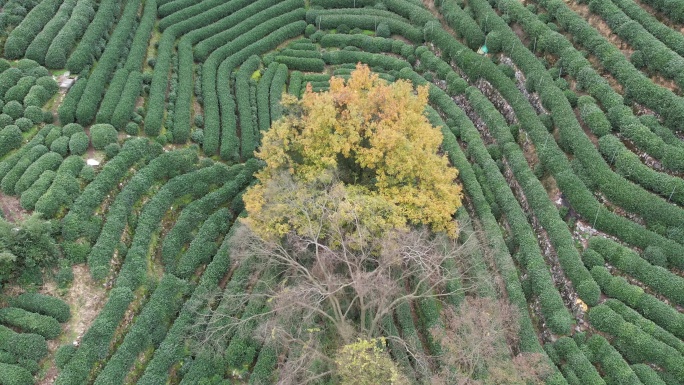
[243,64,462,238]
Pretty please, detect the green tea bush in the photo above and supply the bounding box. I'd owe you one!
[3,101,24,120]
[90,124,118,150]
[5,76,35,102]
[0,307,61,339]
[0,362,33,385]
[65,0,125,73]
[0,325,48,362]
[54,287,134,385]
[3,0,61,59]
[54,344,76,369]
[44,0,96,70]
[68,132,89,156]
[23,105,43,125]
[0,126,23,158]
[10,293,70,323]
[14,117,32,132]
[14,151,62,194]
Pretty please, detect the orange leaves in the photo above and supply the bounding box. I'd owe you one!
[244,63,462,238]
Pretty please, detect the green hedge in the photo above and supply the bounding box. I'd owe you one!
[65,0,124,73]
[584,334,641,385]
[269,63,288,122]
[24,0,77,65]
[605,299,684,356]
[54,287,134,385]
[33,171,80,218]
[194,2,307,61]
[590,266,684,340]
[288,70,303,96]
[90,124,118,150]
[0,307,61,339]
[0,135,47,182]
[0,325,47,362]
[305,10,423,43]
[87,148,198,279]
[160,162,253,271]
[115,164,229,290]
[0,69,23,98]
[590,237,684,305]
[92,274,189,385]
[3,0,61,59]
[414,76,563,382]
[111,71,142,130]
[124,0,156,71]
[2,145,49,195]
[137,220,246,385]
[205,17,306,156]
[9,293,70,323]
[533,0,684,132]
[588,0,684,89]
[3,101,24,120]
[5,76,35,102]
[74,0,140,125]
[68,132,88,156]
[23,105,43,125]
[172,40,192,144]
[439,0,485,49]
[146,0,267,137]
[95,69,128,124]
[58,77,87,125]
[174,208,231,278]
[612,0,684,58]
[434,2,684,268]
[233,56,260,161]
[274,56,324,72]
[553,337,604,385]
[257,62,278,137]
[23,84,50,108]
[44,0,96,69]
[0,362,33,385]
[13,118,32,133]
[0,126,23,158]
[20,170,55,210]
[638,0,684,23]
[598,134,684,206]
[589,304,684,379]
[630,364,667,385]
[13,151,62,195]
[61,138,149,243]
[463,85,600,306]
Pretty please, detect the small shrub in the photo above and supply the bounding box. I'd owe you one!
[68,132,89,156]
[104,143,120,159]
[23,105,43,124]
[3,100,24,119]
[50,136,69,156]
[90,124,117,150]
[14,117,33,132]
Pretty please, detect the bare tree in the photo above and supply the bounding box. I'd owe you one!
[430,297,551,385]
[192,173,475,383]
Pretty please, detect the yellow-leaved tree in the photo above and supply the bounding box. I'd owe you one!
[243,63,462,239]
[196,64,475,384]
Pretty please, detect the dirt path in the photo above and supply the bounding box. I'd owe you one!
[0,193,26,222]
[38,265,108,385]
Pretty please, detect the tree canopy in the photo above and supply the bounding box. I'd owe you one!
[0,213,59,284]
[243,64,462,239]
